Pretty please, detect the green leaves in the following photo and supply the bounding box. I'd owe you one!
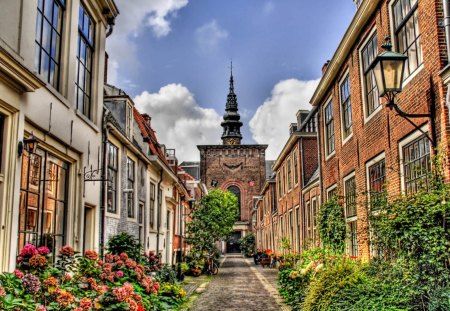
[186,189,238,255]
[318,196,346,253]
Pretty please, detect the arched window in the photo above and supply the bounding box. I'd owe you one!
[228,186,241,220]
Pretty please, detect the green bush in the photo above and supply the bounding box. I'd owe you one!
[318,196,346,253]
[106,232,142,261]
[239,233,255,257]
[278,268,311,310]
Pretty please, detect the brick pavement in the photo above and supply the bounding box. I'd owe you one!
[189,255,289,311]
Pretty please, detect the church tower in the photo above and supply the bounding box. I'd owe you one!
[221,64,243,145]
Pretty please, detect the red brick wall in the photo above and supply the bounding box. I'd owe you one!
[317,0,450,260]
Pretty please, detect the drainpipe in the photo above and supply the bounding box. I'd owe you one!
[155,169,163,256]
[444,0,450,124]
[100,108,109,257]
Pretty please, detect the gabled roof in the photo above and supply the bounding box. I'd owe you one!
[133,107,170,168]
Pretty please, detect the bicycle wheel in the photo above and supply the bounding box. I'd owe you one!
[210,262,219,275]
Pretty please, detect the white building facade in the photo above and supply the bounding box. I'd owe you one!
[0,0,118,271]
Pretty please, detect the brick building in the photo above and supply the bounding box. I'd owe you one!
[198,70,268,253]
[255,110,319,254]
[311,0,450,259]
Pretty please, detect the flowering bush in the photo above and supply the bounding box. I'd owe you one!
[0,245,164,311]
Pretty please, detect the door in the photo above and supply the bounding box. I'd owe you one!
[226,231,241,253]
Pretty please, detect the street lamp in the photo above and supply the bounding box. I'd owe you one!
[18,132,38,157]
[370,36,436,148]
[370,38,407,107]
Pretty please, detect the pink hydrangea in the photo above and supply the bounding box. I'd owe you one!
[37,306,47,311]
[20,244,38,257]
[116,271,124,278]
[0,286,6,297]
[37,246,50,255]
[14,269,24,279]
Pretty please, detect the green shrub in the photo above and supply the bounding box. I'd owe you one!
[278,268,311,310]
[318,196,346,253]
[303,258,363,311]
[156,265,177,284]
[106,232,142,261]
[239,233,255,257]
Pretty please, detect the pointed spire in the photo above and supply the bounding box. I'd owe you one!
[221,62,243,145]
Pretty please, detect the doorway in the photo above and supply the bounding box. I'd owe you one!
[226,231,241,253]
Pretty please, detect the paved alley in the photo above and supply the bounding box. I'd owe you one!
[189,256,288,311]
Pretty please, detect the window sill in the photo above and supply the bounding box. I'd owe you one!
[345,216,357,222]
[324,151,336,161]
[341,132,353,146]
[106,212,121,219]
[127,217,138,223]
[76,110,99,133]
[402,63,424,90]
[363,105,382,125]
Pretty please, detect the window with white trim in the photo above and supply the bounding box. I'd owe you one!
[340,75,352,139]
[393,0,422,79]
[293,149,298,184]
[107,142,118,213]
[138,202,144,245]
[368,158,386,210]
[361,33,381,117]
[149,182,155,229]
[402,135,431,194]
[35,0,65,90]
[76,4,94,118]
[344,175,358,256]
[287,157,292,190]
[324,100,335,155]
[126,103,133,139]
[126,157,135,218]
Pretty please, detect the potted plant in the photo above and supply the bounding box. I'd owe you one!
[190,259,204,276]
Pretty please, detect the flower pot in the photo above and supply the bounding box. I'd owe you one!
[191,268,202,276]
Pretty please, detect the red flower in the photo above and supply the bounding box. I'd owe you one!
[59,245,75,257]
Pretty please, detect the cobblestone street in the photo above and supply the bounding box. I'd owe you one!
[189,255,288,311]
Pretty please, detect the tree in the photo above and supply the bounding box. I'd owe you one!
[186,189,238,255]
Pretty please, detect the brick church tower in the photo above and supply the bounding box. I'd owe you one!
[198,66,268,253]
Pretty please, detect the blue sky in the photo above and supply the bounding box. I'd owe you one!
[107,0,356,161]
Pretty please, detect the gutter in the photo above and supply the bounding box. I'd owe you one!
[100,108,109,257]
[443,0,450,124]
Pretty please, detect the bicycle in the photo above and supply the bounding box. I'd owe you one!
[205,254,219,275]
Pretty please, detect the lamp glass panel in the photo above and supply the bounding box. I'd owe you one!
[382,59,404,91]
[373,62,385,96]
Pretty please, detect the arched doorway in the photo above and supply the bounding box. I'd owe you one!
[227,185,241,220]
[226,185,241,253]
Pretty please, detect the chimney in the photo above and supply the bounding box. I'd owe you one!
[296,110,310,128]
[142,113,151,128]
[322,60,330,75]
[104,52,109,83]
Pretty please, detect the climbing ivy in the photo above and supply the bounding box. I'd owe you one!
[318,195,346,253]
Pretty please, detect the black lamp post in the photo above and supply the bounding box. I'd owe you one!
[370,37,437,148]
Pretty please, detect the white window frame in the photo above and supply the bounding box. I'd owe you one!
[293,148,299,186]
[388,0,424,89]
[359,27,382,124]
[311,197,318,244]
[326,184,337,200]
[287,156,292,192]
[126,152,137,221]
[106,137,121,219]
[398,124,431,194]
[365,152,386,210]
[343,172,357,221]
[323,96,336,160]
[339,70,353,145]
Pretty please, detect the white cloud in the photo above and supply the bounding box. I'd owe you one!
[134,84,222,162]
[195,20,228,52]
[106,0,188,85]
[249,79,320,160]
